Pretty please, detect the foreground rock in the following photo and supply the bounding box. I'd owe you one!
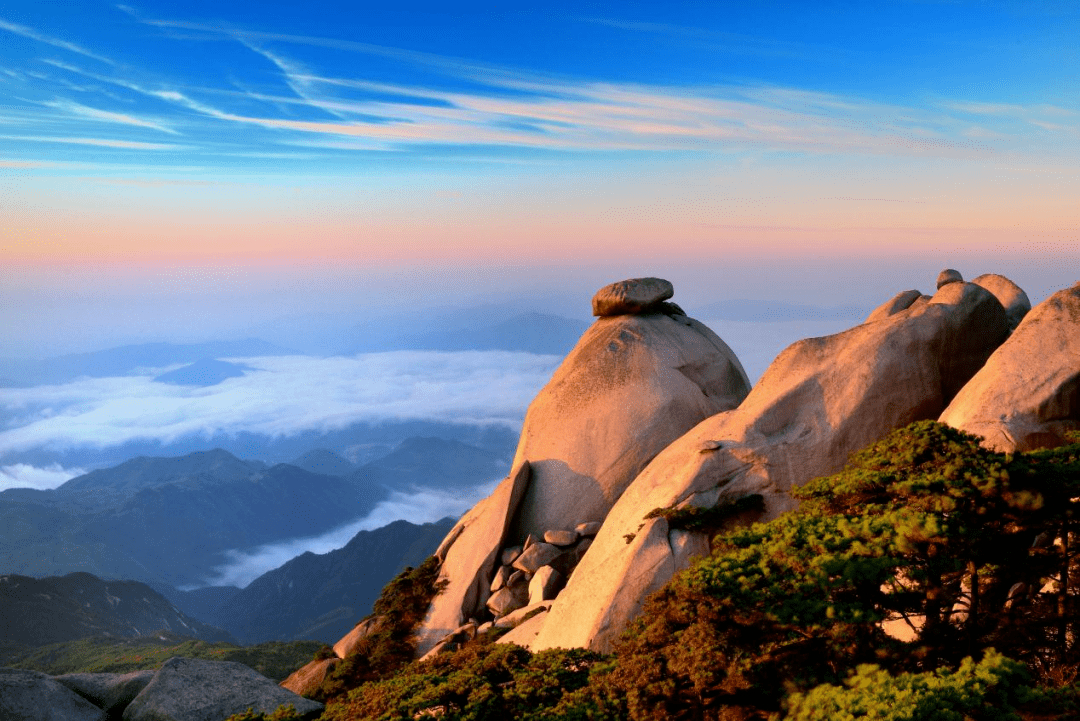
[0,669,105,721]
[940,281,1080,451]
[413,278,750,655]
[279,658,337,699]
[54,671,153,717]
[531,278,1008,653]
[413,462,531,654]
[123,657,322,721]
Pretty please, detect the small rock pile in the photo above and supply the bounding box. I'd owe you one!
[422,521,602,658]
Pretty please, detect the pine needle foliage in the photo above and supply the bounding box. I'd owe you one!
[312,422,1080,720]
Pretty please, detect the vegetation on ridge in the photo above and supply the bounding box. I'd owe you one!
[4,632,321,681]
[301,421,1080,720]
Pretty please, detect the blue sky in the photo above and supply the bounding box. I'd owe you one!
[1,0,1079,357]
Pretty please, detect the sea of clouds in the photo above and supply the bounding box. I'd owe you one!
[0,350,561,491]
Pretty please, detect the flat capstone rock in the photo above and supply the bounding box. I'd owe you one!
[592,277,675,317]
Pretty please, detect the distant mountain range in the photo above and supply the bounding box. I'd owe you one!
[157,517,455,645]
[153,358,252,386]
[344,312,590,356]
[0,338,292,387]
[0,438,509,589]
[4,412,519,474]
[0,572,234,661]
[0,449,387,587]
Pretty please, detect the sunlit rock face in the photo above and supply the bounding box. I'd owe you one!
[412,278,750,656]
[508,291,752,543]
[940,280,1080,452]
[530,278,1009,654]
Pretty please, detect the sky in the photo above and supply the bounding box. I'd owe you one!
[2,0,1079,358]
[2,2,1079,581]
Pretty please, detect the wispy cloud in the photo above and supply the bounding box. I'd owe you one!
[0,351,558,457]
[0,17,114,65]
[0,134,181,150]
[43,99,178,134]
[0,462,86,491]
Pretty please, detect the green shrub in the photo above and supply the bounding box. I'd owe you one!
[315,556,447,701]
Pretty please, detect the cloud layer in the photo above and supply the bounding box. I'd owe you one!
[0,351,559,458]
[0,462,87,492]
[204,482,495,588]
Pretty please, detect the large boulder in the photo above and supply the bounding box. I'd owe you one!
[0,668,105,721]
[971,273,1031,331]
[279,658,337,698]
[54,671,153,718]
[531,280,1008,653]
[122,657,322,721]
[413,279,750,656]
[940,281,1080,451]
[509,282,751,542]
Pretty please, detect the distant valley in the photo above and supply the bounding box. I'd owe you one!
[0,438,508,588]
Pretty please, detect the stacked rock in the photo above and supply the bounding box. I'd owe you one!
[420,521,602,659]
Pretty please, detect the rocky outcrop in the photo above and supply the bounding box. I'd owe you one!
[971,273,1031,332]
[280,658,337,699]
[123,657,323,721]
[940,281,1080,451]
[412,278,750,655]
[530,278,1009,653]
[0,669,105,721]
[413,462,531,655]
[510,278,751,546]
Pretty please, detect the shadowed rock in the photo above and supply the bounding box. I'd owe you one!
[413,461,531,655]
[54,670,153,718]
[971,273,1031,331]
[0,669,105,721]
[123,657,322,721]
[531,280,1008,653]
[592,277,674,316]
[937,268,963,288]
[940,281,1080,451]
[865,289,925,323]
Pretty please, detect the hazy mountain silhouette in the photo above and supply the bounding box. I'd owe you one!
[153,358,252,386]
[0,338,290,387]
[344,312,589,356]
[356,436,509,490]
[0,572,234,659]
[0,449,388,587]
[289,449,356,477]
[160,518,455,644]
